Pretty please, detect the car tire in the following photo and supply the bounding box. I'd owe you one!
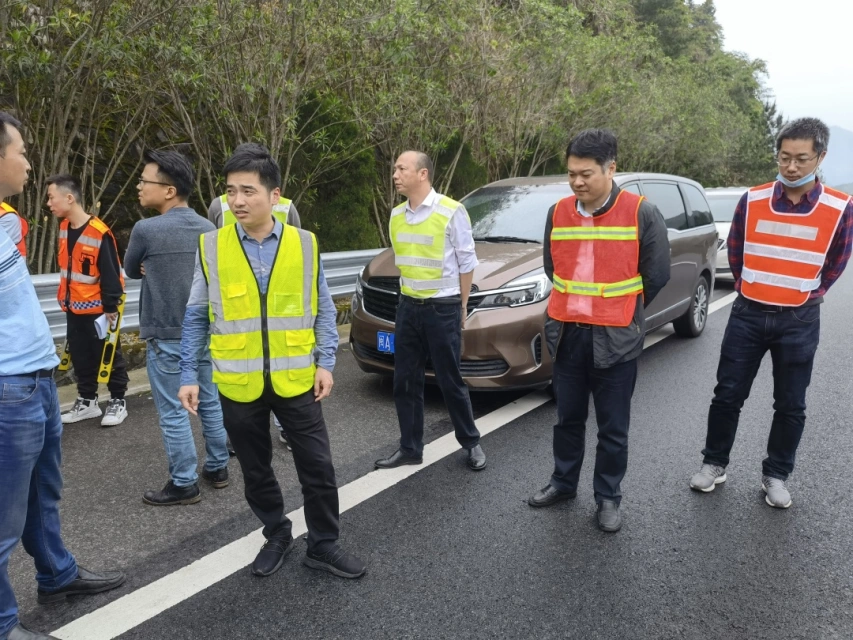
[673,274,709,338]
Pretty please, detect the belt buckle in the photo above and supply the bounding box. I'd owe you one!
[576,322,591,329]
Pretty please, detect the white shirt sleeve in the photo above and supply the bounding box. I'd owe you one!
[447,204,479,274]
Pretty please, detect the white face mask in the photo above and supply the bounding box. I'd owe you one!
[776,171,818,188]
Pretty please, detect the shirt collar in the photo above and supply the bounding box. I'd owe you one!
[773,177,822,207]
[236,218,282,242]
[406,188,438,214]
[575,183,619,216]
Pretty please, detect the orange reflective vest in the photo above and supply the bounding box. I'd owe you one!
[741,181,850,307]
[57,217,124,314]
[0,202,28,258]
[547,191,644,327]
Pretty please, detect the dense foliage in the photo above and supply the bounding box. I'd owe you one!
[0,0,780,271]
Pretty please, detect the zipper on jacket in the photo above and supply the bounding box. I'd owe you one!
[260,290,270,378]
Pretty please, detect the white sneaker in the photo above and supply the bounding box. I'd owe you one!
[61,396,101,424]
[689,463,727,492]
[762,475,792,509]
[100,398,127,427]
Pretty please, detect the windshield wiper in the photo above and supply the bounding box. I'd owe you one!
[473,235,540,244]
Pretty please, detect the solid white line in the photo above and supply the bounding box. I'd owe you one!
[52,292,738,639]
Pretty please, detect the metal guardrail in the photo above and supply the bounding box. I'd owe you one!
[34,248,384,341]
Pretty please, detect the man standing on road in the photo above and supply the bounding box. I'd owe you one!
[124,150,230,506]
[0,111,125,640]
[528,129,670,532]
[374,151,486,472]
[178,145,366,579]
[690,118,853,508]
[47,174,129,427]
[207,142,301,453]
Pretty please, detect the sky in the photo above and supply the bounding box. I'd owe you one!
[712,0,853,132]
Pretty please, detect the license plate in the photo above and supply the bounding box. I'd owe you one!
[377,331,395,354]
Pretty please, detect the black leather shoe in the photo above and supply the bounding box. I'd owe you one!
[303,545,367,579]
[466,444,486,471]
[374,449,423,469]
[528,484,577,507]
[597,500,622,532]
[201,467,229,489]
[8,623,60,639]
[143,480,201,506]
[252,535,296,577]
[37,566,126,604]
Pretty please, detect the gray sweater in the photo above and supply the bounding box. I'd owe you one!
[124,206,215,340]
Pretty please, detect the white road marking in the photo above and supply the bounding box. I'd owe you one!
[52,291,738,639]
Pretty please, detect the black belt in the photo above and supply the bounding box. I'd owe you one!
[739,295,818,313]
[21,368,55,378]
[401,295,462,306]
[567,322,593,329]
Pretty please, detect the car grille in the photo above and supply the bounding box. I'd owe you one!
[363,277,482,321]
[351,341,509,378]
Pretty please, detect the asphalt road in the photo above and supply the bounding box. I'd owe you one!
[9,280,853,639]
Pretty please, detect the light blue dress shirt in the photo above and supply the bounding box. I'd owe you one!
[179,220,338,386]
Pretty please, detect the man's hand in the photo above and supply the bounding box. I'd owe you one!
[140,262,146,276]
[106,312,118,326]
[314,367,334,402]
[178,385,200,416]
[461,304,467,329]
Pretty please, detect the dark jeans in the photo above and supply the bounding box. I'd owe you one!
[551,325,638,504]
[393,296,480,457]
[218,384,339,553]
[66,311,128,400]
[703,296,820,480]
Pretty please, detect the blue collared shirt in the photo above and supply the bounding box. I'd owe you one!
[179,220,338,386]
[0,226,59,375]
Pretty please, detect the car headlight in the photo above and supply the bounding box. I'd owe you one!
[355,266,365,297]
[475,268,552,309]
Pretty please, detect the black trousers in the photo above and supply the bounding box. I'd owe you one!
[393,296,480,457]
[550,325,638,504]
[66,311,128,400]
[218,383,339,553]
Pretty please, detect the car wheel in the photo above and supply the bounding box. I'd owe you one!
[673,274,709,338]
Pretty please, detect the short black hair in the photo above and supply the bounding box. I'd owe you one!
[776,117,830,155]
[406,151,434,183]
[46,174,83,204]
[143,149,194,198]
[0,111,23,158]
[566,129,618,168]
[222,144,281,191]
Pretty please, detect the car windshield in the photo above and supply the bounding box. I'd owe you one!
[707,194,743,222]
[463,184,570,243]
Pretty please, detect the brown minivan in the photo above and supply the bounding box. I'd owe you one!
[350,173,718,390]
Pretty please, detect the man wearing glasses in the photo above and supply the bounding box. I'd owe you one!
[690,117,853,508]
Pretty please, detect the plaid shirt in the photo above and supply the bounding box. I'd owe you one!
[728,179,853,299]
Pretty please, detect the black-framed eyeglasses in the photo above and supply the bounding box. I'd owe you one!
[138,178,174,187]
[776,155,819,168]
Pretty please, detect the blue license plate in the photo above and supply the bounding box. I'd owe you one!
[377,331,395,354]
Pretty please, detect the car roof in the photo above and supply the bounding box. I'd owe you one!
[480,172,706,191]
[704,186,749,197]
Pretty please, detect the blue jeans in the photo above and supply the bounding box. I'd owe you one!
[0,371,78,638]
[703,296,820,480]
[146,340,228,487]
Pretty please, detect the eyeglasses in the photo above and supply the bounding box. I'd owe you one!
[776,155,818,168]
[138,178,174,187]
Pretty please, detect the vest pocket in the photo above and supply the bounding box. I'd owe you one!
[224,282,253,319]
[273,293,302,316]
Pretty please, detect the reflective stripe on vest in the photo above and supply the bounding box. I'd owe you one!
[0,202,28,258]
[56,217,124,315]
[220,194,292,227]
[200,224,318,402]
[547,191,644,327]
[741,181,849,306]
[389,195,460,298]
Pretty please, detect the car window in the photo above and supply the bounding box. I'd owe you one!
[621,183,641,195]
[680,184,714,227]
[641,182,688,231]
[463,185,570,242]
[706,194,743,222]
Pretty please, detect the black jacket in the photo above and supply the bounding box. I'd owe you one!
[543,183,670,368]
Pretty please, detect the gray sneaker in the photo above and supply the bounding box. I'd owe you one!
[762,476,792,509]
[689,464,727,492]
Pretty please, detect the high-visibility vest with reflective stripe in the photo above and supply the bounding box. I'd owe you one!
[0,202,28,258]
[741,181,849,306]
[389,195,462,298]
[57,217,124,314]
[547,191,643,327]
[199,223,319,402]
[220,194,292,227]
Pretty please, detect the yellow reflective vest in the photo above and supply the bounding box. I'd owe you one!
[220,194,293,226]
[199,223,319,402]
[389,194,463,298]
